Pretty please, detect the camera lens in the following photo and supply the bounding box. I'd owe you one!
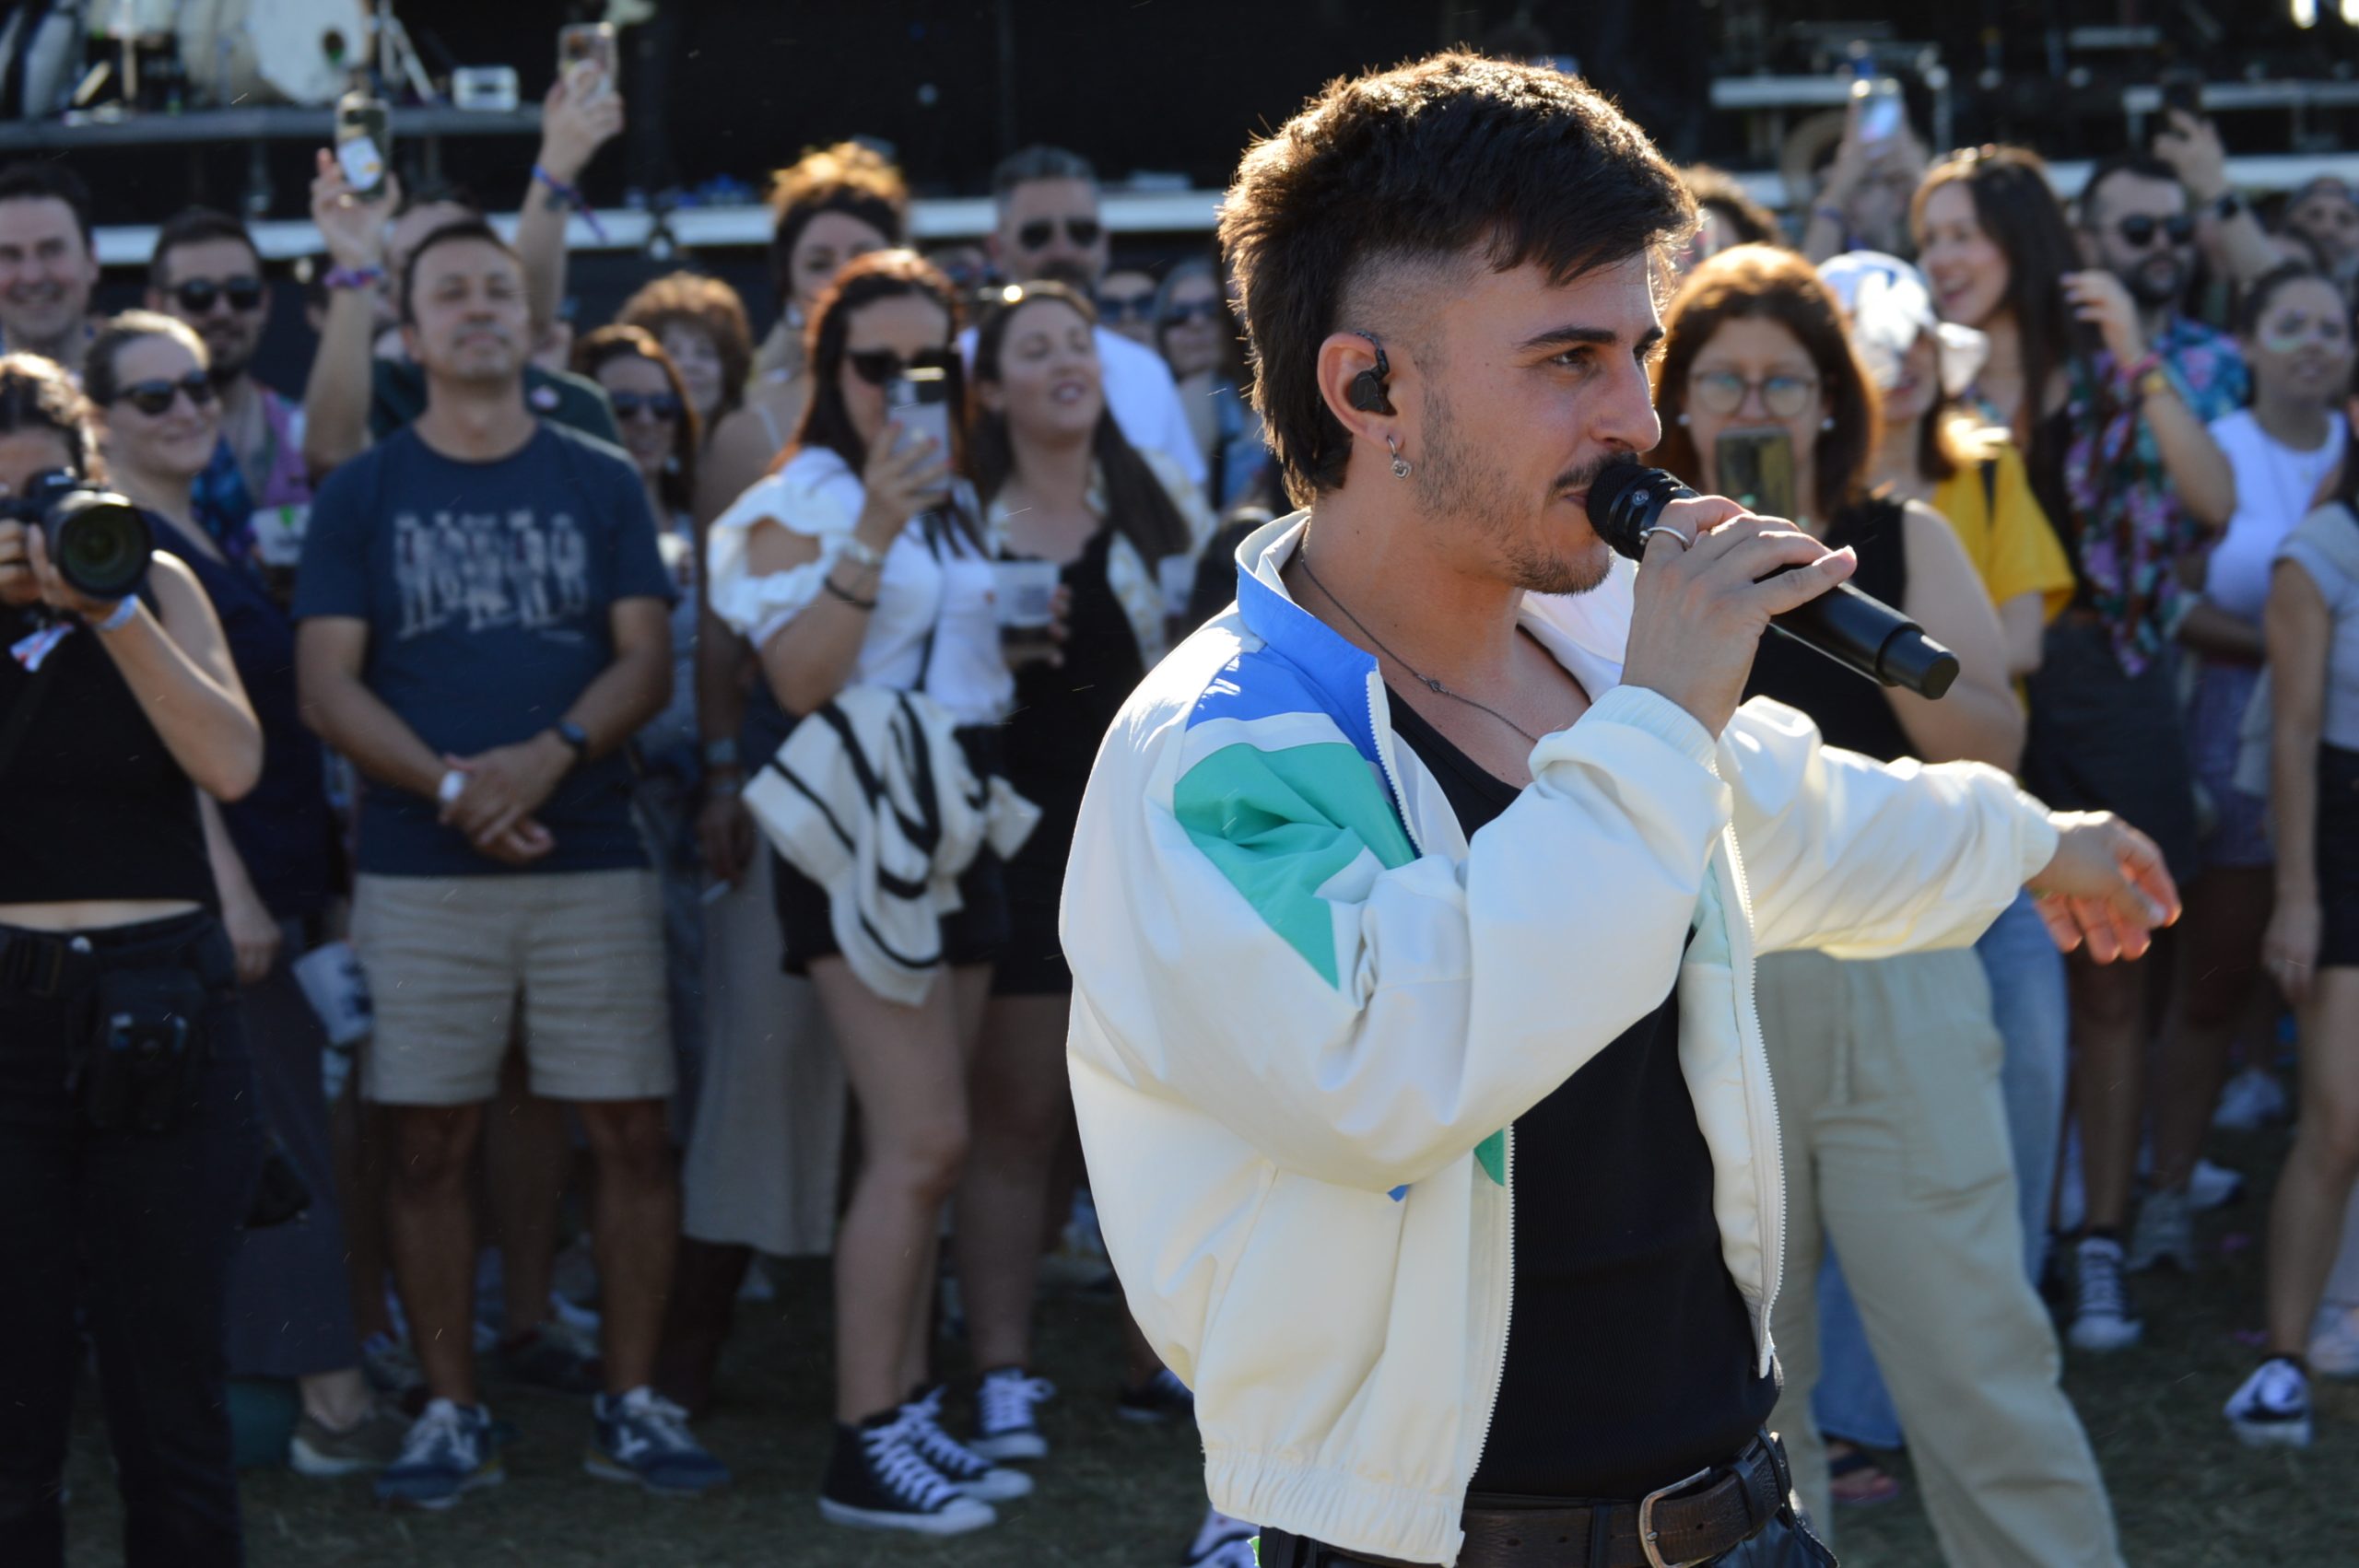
[44,494,153,602]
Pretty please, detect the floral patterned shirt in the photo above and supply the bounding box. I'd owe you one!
[2061,317,2248,674]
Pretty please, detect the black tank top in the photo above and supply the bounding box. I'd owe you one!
[0,603,214,907]
[1387,693,1775,1501]
[1743,496,1916,764]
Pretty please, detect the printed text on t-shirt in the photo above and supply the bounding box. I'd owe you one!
[392,509,593,640]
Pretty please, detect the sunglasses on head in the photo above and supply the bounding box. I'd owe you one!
[171,276,264,314]
[2116,213,2195,249]
[1015,216,1102,252]
[1097,292,1156,323]
[1162,298,1224,328]
[610,390,684,420]
[113,371,217,417]
[846,347,957,388]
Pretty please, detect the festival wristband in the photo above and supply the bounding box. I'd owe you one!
[2116,351,2161,391]
[533,163,610,242]
[323,264,385,291]
[91,597,137,633]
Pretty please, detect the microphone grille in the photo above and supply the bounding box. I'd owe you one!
[1585,460,1670,557]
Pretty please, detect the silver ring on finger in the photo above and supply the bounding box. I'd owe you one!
[1637,522,1695,552]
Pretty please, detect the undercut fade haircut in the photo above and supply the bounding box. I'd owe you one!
[1220,52,1695,505]
[149,206,261,290]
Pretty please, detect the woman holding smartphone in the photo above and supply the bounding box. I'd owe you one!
[1651,246,2123,1567]
[704,250,1025,1536]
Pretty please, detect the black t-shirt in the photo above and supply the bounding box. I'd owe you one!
[1384,691,1776,1502]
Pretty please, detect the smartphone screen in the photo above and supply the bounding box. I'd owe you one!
[1716,428,1798,521]
[334,96,391,201]
[886,368,955,497]
[558,22,616,89]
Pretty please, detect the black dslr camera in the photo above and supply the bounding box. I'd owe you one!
[1,469,152,602]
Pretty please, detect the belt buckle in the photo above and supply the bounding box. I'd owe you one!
[1637,1464,1714,1568]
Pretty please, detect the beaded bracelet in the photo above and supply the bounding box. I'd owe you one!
[533,164,610,242]
[823,576,878,612]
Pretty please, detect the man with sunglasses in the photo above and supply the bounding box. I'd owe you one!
[977,146,1205,489]
[148,207,314,573]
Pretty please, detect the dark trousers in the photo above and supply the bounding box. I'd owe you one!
[0,915,262,1568]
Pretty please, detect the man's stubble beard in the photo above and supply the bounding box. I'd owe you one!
[1415,380,1613,598]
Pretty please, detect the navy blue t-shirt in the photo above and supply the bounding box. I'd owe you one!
[292,422,674,877]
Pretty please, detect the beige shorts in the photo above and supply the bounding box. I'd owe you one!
[353,869,674,1106]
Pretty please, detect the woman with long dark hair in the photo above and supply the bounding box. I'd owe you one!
[1652,245,2122,1566]
[0,350,265,1565]
[615,272,754,443]
[703,250,1028,1535]
[957,281,1210,1460]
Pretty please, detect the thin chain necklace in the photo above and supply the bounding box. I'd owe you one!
[1294,544,1542,746]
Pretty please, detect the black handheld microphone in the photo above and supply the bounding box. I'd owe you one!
[1586,462,1960,700]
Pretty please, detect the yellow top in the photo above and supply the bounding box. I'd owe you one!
[1929,429,2076,623]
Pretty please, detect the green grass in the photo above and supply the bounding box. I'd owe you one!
[62,1124,2358,1566]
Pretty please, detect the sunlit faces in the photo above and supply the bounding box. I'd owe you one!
[0,195,97,350]
[838,293,953,451]
[980,296,1101,442]
[385,199,475,289]
[1680,316,1830,500]
[1881,327,1942,427]
[1159,272,1226,381]
[2247,275,2354,406]
[153,236,268,382]
[1405,252,1663,596]
[1915,183,2011,331]
[101,333,221,483]
[997,177,1109,289]
[1096,268,1158,349]
[403,238,530,384]
[594,353,681,484]
[2082,171,2193,309]
[656,322,725,422]
[791,211,892,319]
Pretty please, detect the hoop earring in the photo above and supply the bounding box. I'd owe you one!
[1675,411,1690,427]
[1386,435,1412,479]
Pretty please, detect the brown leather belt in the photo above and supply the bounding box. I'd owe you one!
[1254,1432,1790,1568]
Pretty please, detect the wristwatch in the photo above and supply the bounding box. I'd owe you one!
[551,720,592,764]
[2212,191,2244,223]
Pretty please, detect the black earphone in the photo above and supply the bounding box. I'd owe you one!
[1347,332,1395,415]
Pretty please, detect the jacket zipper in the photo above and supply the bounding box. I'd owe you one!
[1716,831,1787,1364]
[1364,668,1516,1498]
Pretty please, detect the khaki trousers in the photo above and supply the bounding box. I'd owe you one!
[1756,947,2122,1568]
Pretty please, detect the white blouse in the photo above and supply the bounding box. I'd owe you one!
[706,447,1014,728]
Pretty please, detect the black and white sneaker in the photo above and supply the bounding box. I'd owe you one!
[818,1412,997,1535]
[2066,1235,2143,1352]
[900,1386,1033,1502]
[970,1367,1055,1462]
[2224,1357,2313,1447]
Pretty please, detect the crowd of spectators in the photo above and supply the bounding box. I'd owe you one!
[4,46,2358,1568]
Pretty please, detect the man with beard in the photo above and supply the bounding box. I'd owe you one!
[977,146,1204,488]
[0,162,98,368]
[148,208,314,573]
[293,218,726,1510]
[2037,155,2240,1354]
[1062,52,2179,1568]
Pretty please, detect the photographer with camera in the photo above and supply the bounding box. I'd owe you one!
[0,351,264,1566]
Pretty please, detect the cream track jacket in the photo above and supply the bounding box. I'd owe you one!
[1062,514,2060,1567]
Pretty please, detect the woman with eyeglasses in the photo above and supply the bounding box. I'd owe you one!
[1651,247,2126,1566]
[704,250,1030,1535]
[1153,259,1268,511]
[575,324,711,1121]
[82,312,405,1484]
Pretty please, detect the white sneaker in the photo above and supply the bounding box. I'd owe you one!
[2188,1158,2245,1211]
[2127,1188,2195,1272]
[970,1367,1055,1462]
[2067,1235,2143,1352]
[2224,1358,2312,1447]
[2212,1067,2288,1130]
[2310,1303,2359,1378]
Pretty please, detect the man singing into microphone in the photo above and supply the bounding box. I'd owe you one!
[1061,53,2175,1568]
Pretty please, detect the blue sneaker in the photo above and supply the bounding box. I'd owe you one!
[374,1398,501,1511]
[587,1387,730,1496]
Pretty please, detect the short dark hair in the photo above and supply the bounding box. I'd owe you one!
[0,351,98,479]
[2077,154,2186,226]
[0,161,93,252]
[1681,165,1785,249]
[1219,52,1695,503]
[1651,245,1881,522]
[397,218,522,324]
[84,309,207,408]
[2235,260,2334,337]
[149,206,261,289]
[991,146,1097,207]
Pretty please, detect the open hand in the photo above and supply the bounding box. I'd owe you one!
[2028,812,2180,962]
[855,420,952,544]
[539,64,626,186]
[310,148,395,272]
[2154,109,2230,204]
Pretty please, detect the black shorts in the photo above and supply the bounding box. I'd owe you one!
[2022,617,2201,890]
[768,724,1012,977]
[2317,743,2359,969]
[991,788,1080,997]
